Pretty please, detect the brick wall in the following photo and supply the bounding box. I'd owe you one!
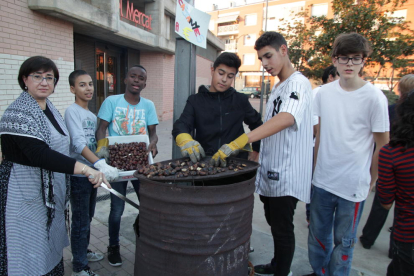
[140,52,175,121]
[0,0,75,161]
[0,0,75,118]
[196,55,213,90]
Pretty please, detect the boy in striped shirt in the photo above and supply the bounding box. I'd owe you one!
[211,31,314,276]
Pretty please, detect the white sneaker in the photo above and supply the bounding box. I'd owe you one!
[287,271,293,276]
[86,249,104,262]
[72,268,99,276]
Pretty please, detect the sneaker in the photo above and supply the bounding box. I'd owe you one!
[253,263,275,275]
[72,268,99,276]
[107,245,122,266]
[249,246,254,253]
[87,249,104,262]
[302,273,317,276]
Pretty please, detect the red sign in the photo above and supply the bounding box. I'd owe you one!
[120,0,152,30]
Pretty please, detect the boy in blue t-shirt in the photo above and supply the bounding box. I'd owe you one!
[65,70,118,276]
[95,65,159,267]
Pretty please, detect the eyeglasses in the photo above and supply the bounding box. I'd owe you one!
[28,74,56,85]
[336,56,364,65]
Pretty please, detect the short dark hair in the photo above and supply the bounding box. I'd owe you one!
[254,31,287,52]
[68,70,89,87]
[213,52,241,72]
[331,33,372,58]
[18,56,59,90]
[129,65,147,73]
[322,65,338,84]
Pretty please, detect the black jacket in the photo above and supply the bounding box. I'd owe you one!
[172,85,263,159]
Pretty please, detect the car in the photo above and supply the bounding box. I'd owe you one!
[239,87,261,99]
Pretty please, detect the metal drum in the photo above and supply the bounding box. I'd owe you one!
[134,158,257,276]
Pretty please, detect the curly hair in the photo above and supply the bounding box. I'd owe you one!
[390,89,414,150]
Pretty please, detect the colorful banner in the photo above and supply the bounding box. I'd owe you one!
[175,0,211,49]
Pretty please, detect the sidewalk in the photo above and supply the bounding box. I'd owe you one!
[64,99,394,276]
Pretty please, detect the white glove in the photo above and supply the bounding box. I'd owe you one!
[94,159,119,182]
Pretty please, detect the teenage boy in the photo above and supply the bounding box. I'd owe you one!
[65,70,118,276]
[211,32,313,276]
[95,65,159,267]
[304,33,389,276]
[305,65,340,224]
[172,52,262,163]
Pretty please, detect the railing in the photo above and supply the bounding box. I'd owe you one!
[218,24,239,35]
[225,43,237,52]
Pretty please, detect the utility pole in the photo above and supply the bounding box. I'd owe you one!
[259,0,269,116]
[172,0,197,159]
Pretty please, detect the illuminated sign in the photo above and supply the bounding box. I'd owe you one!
[119,0,152,30]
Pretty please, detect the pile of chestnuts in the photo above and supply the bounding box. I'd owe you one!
[108,142,149,171]
[135,158,247,179]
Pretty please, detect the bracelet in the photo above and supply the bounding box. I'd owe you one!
[81,164,87,175]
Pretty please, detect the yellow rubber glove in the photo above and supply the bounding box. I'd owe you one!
[210,133,252,167]
[95,138,109,162]
[176,133,206,163]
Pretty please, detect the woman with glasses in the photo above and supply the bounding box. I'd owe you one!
[0,56,110,276]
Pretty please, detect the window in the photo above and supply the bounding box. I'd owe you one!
[311,4,328,17]
[245,14,257,26]
[244,34,256,46]
[386,9,407,23]
[209,19,215,31]
[243,54,255,65]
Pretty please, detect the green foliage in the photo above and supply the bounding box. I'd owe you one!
[277,0,414,82]
[382,89,400,104]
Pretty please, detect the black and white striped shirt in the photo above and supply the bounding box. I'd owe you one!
[255,72,313,203]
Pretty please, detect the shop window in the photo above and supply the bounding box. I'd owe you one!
[311,4,328,17]
[243,54,255,65]
[245,14,257,26]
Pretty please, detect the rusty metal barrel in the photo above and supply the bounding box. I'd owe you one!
[134,158,257,276]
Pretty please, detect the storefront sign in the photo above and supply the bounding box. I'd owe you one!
[175,0,210,49]
[120,0,152,30]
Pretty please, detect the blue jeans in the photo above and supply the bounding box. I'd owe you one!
[70,176,97,272]
[308,186,365,276]
[108,180,140,246]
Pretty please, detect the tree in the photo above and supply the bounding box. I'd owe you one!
[278,0,414,90]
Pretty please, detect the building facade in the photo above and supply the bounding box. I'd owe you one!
[207,0,414,90]
[0,0,224,122]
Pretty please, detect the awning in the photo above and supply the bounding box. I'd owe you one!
[217,15,239,24]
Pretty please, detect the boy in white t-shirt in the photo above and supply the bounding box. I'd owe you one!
[304,33,390,276]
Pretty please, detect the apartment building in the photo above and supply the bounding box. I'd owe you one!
[207,0,414,90]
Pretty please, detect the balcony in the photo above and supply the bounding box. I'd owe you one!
[218,24,239,36]
[224,43,237,52]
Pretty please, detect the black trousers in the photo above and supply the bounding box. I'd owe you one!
[360,186,393,254]
[260,195,298,276]
[387,240,414,276]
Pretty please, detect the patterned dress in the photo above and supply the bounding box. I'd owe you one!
[0,92,71,276]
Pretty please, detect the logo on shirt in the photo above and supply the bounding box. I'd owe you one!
[112,106,147,135]
[272,96,282,116]
[290,92,299,100]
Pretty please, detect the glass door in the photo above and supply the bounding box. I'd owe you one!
[96,46,121,112]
